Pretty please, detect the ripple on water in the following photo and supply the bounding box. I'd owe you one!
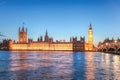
[0,52,120,80]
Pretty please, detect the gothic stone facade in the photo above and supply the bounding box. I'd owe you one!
[9,24,93,51]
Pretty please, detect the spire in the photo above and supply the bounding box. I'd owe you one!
[23,22,25,27]
[19,27,20,32]
[45,29,48,36]
[22,22,25,31]
[45,29,49,42]
[89,23,92,30]
[22,27,24,31]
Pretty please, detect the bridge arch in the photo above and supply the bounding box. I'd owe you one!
[117,48,120,52]
[103,49,107,52]
[108,48,115,52]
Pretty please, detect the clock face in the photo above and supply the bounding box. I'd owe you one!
[89,31,93,34]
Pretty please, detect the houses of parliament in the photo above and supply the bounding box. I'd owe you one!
[9,24,93,51]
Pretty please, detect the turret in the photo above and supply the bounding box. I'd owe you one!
[40,36,43,42]
[70,37,72,42]
[18,23,27,43]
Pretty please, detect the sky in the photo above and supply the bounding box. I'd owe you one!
[0,0,120,46]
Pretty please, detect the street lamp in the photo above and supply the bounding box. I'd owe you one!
[114,40,117,44]
[105,42,109,52]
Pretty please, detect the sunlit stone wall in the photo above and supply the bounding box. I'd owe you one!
[11,42,73,51]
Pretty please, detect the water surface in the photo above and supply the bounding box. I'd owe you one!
[0,51,120,80]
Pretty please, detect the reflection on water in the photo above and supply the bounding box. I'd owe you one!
[85,52,95,80]
[0,51,120,80]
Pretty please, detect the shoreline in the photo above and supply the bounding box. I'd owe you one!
[0,49,96,52]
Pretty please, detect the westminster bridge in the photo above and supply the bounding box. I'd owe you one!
[97,38,120,54]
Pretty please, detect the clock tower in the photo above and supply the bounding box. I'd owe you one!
[88,24,93,51]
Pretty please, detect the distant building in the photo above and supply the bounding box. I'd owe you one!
[9,23,94,51]
[0,39,10,50]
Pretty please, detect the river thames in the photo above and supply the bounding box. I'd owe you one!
[0,51,120,80]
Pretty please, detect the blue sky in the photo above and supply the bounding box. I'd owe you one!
[0,0,120,46]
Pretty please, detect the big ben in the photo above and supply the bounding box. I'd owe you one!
[88,24,93,51]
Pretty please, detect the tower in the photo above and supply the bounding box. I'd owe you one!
[88,24,93,51]
[44,29,49,42]
[19,25,27,43]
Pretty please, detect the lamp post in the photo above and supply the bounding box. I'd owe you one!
[106,42,109,52]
